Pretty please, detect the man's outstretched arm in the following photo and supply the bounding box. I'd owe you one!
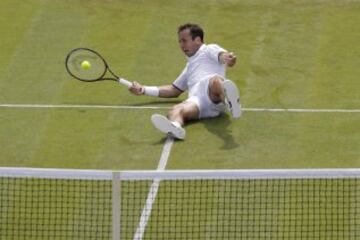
[129,82,183,98]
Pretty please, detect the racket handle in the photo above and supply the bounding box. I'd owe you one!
[118,78,132,88]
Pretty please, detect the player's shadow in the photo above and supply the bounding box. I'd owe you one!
[191,114,239,150]
[150,112,239,149]
[130,100,183,106]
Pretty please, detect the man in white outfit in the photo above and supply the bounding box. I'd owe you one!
[129,23,241,140]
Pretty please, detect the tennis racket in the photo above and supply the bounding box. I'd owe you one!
[65,48,132,87]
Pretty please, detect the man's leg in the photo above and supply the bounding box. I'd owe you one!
[151,101,199,139]
[208,75,241,118]
[167,101,200,126]
[208,76,225,103]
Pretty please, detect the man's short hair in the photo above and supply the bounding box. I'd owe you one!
[178,23,204,42]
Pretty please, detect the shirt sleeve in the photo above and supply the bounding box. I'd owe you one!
[172,64,188,91]
[207,44,227,63]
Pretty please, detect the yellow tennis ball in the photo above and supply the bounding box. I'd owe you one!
[81,60,91,70]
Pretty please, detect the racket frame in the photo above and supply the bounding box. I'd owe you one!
[65,48,131,87]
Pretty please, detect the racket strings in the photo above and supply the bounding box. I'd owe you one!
[66,49,107,81]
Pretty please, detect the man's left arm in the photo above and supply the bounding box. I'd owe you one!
[219,52,237,67]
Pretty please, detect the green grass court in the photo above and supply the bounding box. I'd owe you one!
[0,0,359,170]
[0,1,360,239]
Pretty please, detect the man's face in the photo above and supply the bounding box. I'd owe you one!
[178,29,202,57]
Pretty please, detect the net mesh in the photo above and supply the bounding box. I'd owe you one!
[0,177,112,240]
[1,169,360,240]
[122,178,360,240]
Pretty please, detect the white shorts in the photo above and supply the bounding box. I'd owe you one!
[185,77,226,119]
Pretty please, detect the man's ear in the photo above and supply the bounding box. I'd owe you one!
[195,36,202,44]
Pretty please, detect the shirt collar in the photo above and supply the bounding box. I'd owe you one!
[187,44,206,60]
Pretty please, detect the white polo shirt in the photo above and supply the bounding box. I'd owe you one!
[173,43,226,95]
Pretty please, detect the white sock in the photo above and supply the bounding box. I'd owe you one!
[171,121,182,128]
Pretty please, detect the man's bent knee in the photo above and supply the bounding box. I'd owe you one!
[209,76,225,103]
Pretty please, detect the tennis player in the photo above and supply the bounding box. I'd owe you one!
[129,23,241,140]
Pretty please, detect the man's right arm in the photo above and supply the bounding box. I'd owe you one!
[130,65,187,98]
[158,85,183,98]
[129,82,182,98]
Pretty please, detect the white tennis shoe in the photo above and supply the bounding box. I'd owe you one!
[151,114,186,140]
[223,79,241,118]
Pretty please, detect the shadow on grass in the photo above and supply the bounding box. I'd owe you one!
[188,114,239,150]
[130,100,182,107]
[152,134,184,145]
[152,136,168,145]
[150,113,239,149]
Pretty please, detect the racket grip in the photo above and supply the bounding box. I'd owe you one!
[118,78,132,88]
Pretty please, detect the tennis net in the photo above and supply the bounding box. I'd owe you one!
[1,168,360,239]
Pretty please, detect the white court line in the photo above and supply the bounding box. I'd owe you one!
[0,103,169,110]
[0,103,359,113]
[133,136,174,240]
[244,108,360,113]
